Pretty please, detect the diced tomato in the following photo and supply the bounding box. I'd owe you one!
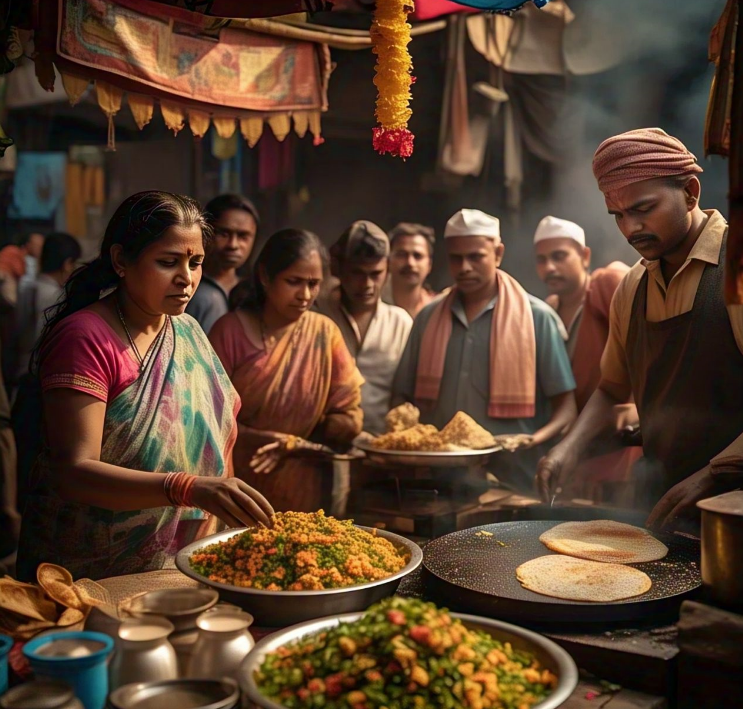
[409,625,432,645]
[307,679,325,693]
[297,688,310,701]
[326,674,343,698]
[387,610,406,625]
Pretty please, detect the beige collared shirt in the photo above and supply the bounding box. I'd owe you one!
[601,210,743,386]
[600,210,743,465]
[317,296,413,435]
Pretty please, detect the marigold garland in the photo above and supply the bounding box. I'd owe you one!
[371,0,415,158]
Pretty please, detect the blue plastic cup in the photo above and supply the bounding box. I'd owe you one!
[23,631,114,709]
[0,634,12,695]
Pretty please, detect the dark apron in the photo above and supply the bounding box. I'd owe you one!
[626,232,743,504]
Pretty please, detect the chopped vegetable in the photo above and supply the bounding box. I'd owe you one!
[255,597,557,708]
[190,511,409,591]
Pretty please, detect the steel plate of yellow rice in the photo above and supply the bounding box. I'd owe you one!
[189,511,410,591]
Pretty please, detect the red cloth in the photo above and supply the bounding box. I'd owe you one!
[412,0,477,20]
[39,310,140,403]
[415,272,536,418]
[570,261,640,490]
[572,262,629,411]
[592,128,704,194]
[0,246,26,280]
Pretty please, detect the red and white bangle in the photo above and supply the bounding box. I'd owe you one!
[163,472,196,507]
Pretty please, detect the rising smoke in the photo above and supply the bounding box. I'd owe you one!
[510,0,729,291]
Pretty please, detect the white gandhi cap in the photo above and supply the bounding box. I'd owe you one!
[444,209,501,242]
[533,216,586,247]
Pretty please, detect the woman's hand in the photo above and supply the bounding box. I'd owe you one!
[250,436,330,474]
[191,476,274,529]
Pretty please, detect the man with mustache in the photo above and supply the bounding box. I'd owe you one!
[186,193,258,333]
[392,209,577,491]
[537,128,743,527]
[534,216,631,412]
[384,222,436,318]
[534,216,639,499]
[318,221,413,435]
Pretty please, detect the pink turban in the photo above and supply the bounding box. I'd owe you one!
[592,128,703,194]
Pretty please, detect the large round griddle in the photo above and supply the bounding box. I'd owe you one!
[422,521,701,625]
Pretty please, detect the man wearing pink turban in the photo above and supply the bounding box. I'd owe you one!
[537,128,743,529]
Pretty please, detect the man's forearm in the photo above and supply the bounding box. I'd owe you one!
[531,392,577,446]
[554,385,625,458]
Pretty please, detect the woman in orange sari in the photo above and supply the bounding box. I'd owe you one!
[209,229,363,512]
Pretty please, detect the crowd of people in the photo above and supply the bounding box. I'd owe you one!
[0,126,740,582]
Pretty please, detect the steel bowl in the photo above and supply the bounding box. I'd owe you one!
[239,611,578,709]
[175,526,423,627]
[108,678,239,709]
[356,439,502,468]
[126,588,220,632]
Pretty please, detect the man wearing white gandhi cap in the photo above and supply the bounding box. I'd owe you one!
[533,216,639,501]
[392,208,577,492]
[533,215,631,414]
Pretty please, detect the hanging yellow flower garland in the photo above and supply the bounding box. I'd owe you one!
[371,0,415,158]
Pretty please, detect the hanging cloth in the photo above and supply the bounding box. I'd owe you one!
[95,82,123,151]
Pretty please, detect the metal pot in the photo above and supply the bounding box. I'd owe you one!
[698,490,743,609]
[0,680,84,709]
[108,678,239,709]
[109,617,178,691]
[188,608,254,681]
[126,588,219,633]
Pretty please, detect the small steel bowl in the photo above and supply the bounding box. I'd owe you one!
[126,588,219,632]
[239,611,578,709]
[108,678,239,709]
[176,526,423,627]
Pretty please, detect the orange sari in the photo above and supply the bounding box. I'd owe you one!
[209,311,363,512]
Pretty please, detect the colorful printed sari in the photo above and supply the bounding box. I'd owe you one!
[16,314,240,581]
[210,311,363,512]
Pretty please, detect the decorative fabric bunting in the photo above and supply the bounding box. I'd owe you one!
[452,0,549,14]
[213,117,237,140]
[128,94,155,130]
[371,0,415,158]
[95,82,123,150]
[60,73,90,106]
[188,110,211,139]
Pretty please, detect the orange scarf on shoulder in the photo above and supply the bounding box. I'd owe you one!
[414,270,536,418]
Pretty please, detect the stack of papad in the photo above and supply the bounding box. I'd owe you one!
[516,555,652,603]
[539,520,668,564]
[0,564,109,640]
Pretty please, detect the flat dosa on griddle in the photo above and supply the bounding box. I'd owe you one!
[539,520,668,564]
[516,555,652,602]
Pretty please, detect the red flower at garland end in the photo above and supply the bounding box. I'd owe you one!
[371,0,415,158]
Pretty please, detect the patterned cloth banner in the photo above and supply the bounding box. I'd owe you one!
[56,0,330,113]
